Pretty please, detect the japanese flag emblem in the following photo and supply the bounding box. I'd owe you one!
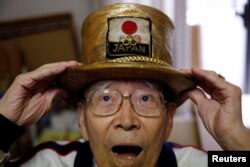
[107,17,152,58]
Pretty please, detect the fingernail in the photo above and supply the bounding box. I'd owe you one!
[191,66,201,71]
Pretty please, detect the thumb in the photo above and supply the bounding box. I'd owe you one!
[44,88,67,111]
[17,88,68,127]
[186,88,207,106]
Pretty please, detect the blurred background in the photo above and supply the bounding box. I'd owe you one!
[0,0,249,157]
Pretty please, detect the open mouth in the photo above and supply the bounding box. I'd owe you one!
[112,145,142,158]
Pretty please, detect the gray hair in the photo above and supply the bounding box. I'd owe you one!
[83,79,162,99]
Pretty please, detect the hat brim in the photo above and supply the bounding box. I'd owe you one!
[57,62,196,106]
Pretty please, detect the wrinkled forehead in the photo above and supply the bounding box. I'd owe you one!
[78,79,175,102]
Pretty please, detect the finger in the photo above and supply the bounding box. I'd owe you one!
[188,67,233,100]
[181,67,226,99]
[191,67,227,90]
[31,61,79,80]
[180,68,192,74]
[14,61,79,90]
[182,67,226,83]
[37,60,79,69]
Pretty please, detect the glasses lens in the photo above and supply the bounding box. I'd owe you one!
[87,89,164,117]
[89,89,120,116]
[131,90,164,116]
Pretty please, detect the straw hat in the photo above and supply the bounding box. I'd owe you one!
[57,3,196,105]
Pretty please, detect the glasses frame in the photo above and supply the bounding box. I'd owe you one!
[83,89,167,117]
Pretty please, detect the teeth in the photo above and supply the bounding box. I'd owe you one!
[127,156,133,160]
[112,150,138,160]
[112,145,142,156]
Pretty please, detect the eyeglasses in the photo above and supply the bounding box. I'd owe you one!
[84,89,166,117]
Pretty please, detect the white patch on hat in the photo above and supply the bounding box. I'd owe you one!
[107,17,152,58]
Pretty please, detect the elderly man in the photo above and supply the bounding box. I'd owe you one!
[0,3,249,167]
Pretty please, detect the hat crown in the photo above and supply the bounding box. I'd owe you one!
[57,3,196,107]
[81,3,174,66]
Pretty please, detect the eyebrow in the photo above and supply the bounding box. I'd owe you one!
[80,79,164,100]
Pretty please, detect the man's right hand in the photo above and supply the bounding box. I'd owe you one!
[0,61,78,127]
[182,67,250,150]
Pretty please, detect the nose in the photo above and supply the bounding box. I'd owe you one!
[113,98,140,130]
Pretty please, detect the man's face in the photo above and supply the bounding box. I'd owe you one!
[78,80,176,167]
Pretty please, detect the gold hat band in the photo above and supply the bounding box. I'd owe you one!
[107,56,171,67]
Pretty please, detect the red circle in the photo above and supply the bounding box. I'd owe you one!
[122,21,138,35]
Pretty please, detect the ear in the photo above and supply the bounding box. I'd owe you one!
[164,102,176,140]
[77,102,89,140]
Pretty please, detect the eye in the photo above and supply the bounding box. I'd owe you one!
[91,91,114,106]
[102,95,111,102]
[141,95,149,102]
[134,91,160,108]
[139,94,155,105]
